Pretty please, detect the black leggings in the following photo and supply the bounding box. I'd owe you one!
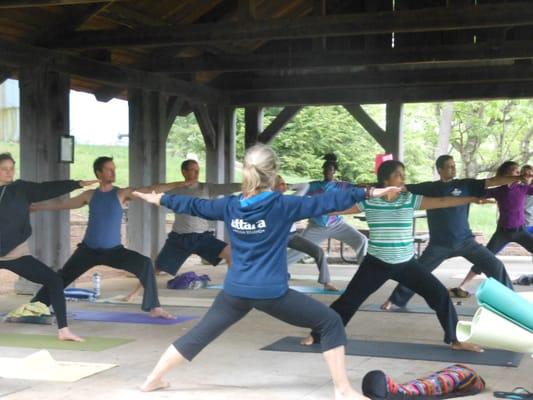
[174,289,346,360]
[313,254,458,344]
[33,243,161,312]
[0,256,68,329]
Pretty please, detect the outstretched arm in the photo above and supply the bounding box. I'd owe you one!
[133,191,228,221]
[31,189,93,211]
[485,176,521,188]
[420,196,479,210]
[22,179,97,203]
[120,181,191,201]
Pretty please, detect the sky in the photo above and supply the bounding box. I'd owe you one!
[69,89,129,146]
[1,79,129,146]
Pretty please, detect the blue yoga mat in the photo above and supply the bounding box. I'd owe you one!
[476,278,533,333]
[72,311,197,325]
[207,284,343,295]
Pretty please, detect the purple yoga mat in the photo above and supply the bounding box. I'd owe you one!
[72,310,197,325]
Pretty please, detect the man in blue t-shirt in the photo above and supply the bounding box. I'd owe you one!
[382,155,517,310]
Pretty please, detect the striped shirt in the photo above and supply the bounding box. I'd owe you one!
[357,192,423,264]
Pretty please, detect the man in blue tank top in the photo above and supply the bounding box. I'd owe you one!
[32,156,186,318]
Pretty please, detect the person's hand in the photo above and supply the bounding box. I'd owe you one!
[79,180,99,187]
[132,191,163,206]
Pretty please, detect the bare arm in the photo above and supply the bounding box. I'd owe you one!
[485,176,520,188]
[332,204,362,216]
[420,196,479,210]
[31,190,93,211]
[120,181,190,202]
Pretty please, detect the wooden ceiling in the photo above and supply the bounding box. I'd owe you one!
[1,0,533,107]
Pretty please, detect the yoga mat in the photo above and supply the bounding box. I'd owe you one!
[0,333,134,352]
[207,284,343,295]
[0,350,116,382]
[359,304,477,317]
[476,278,533,332]
[96,295,214,308]
[262,336,523,367]
[457,306,533,354]
[73,310,198,325]
[0,379,29,397]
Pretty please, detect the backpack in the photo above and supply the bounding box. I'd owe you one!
[167,271,211,290]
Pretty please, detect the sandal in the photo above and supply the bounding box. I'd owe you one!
[448,287,471,298]
[494,387,533,399]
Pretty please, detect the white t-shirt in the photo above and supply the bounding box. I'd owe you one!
[167,182,241,234]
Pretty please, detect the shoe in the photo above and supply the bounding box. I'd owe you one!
[449,287,471,298]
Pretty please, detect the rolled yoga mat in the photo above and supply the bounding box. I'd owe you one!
[262,336,523,367]
[476,278,533,333]
[457,306,533,354]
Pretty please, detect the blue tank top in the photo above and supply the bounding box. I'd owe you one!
[83,187,123,249]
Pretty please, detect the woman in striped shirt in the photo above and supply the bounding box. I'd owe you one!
[302,160,482,352]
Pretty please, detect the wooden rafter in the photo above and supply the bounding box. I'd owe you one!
[51,3,533,49]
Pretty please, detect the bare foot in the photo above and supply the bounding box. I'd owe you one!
[324,282,340,292]
[300,335,315,346]
[121,294,138,303]
[140,377,170,392]
[451,341,484,353]
[380,300,393,311]
[335,387,370,400]
[58,327,85,342]
[150,307,174,319]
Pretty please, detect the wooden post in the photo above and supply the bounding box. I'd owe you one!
[127,89,171,258]
[244,106,263,149]
[386,102,404,161]
[17,66,70,293]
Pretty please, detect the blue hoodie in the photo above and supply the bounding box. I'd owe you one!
[160,187,367,299]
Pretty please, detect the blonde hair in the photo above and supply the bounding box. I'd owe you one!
[242,144,279,195]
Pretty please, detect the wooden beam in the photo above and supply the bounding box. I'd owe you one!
[244,106,263,149]
[0,0,127,7]
[51,3,533,49]
[258,106,302,144]
[221,64,533,91]
[229,81,533,106]
[193,104,216,150]
[165,96,184,133]
[385,102,404,160]
[344,105,389,150]
[0,38,226,104]
[147,41,533,73]
[238,0,256,21]
[0,70,11,84]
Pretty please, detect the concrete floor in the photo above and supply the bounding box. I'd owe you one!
[0,256,532,400]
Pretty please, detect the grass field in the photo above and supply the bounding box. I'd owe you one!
[0,141,498,238]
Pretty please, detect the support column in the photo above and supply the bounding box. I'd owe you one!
[386,102,404,161]
[224,107,237,183]
[205,106,227,240]
[17,66,70,294]
[127,89,170,258]
[244,106,263,149]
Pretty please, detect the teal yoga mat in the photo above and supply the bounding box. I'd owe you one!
[476,278,533,333]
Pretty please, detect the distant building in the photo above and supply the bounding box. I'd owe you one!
[0,79,20,142]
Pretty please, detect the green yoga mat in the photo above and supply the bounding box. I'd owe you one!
[0,333,134,352]
[476,278,533,333]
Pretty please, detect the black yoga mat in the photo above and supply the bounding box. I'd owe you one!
[359,304,477,317]
[261,336,523,367]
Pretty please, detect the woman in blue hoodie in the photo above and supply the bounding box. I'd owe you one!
[134,145,399,399]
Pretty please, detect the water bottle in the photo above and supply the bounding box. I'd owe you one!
[92,272,101,298]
